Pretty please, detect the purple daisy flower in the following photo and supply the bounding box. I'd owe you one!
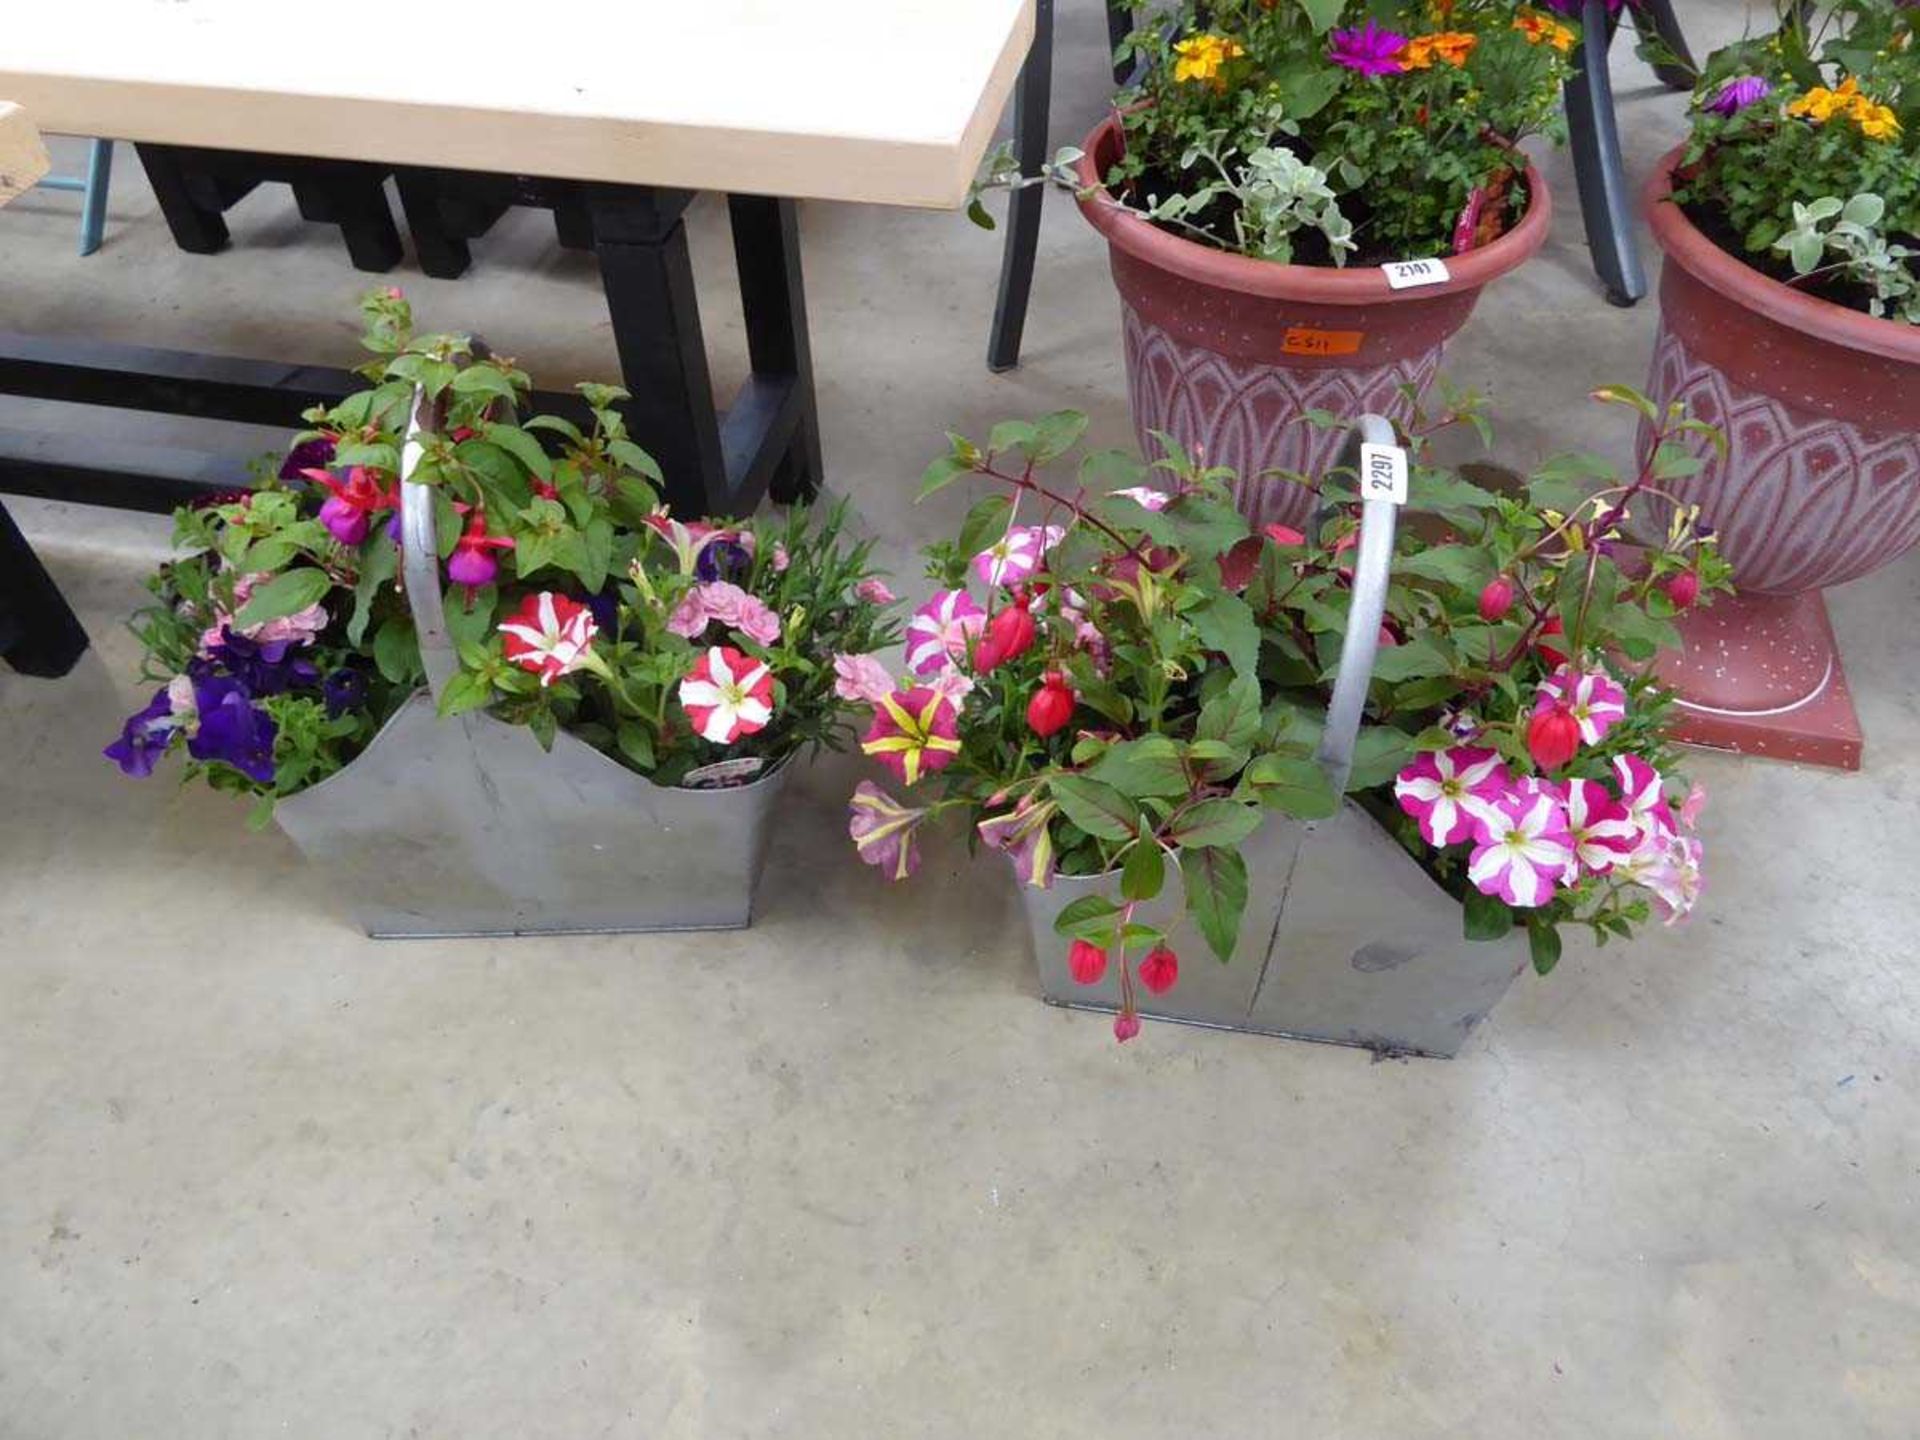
[1329,20,1409,76]
[1705,75,1772,116]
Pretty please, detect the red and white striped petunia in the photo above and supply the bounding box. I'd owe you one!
[498,592,601,687]
[677,645,775,745]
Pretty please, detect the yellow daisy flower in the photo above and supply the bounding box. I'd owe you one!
[1172,33,1245,87]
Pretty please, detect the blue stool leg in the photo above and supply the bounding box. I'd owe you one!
[78,138,113,255]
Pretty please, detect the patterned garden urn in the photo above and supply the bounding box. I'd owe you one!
[1640,147,1920,769]
[1072,113,1550,532]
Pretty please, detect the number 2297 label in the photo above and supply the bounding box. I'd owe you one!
[1381,257,1451,290]
[1358,442,1409,505]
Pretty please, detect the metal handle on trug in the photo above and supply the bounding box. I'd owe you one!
[398,387,460,705]
[1313,413,1401,798]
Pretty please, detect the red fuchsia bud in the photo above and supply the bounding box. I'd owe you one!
[973,603,1037,673]
[1663,571,1700,609]
[1026,672,1076,738]
[1479,574,1515,622]
[1138,946,1179,995]
[1067,940,1109,986]
[1535,615,1569,668]
[1377,622,1399,648]
[1527,703,1581,772]
[1113,1011,1142,1043]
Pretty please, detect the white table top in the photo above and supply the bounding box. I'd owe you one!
[0,0,1033,208]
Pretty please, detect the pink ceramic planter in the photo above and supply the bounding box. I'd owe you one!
[1073,114,1550,531]
[1640,146,1920,769]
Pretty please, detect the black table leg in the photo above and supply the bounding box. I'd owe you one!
[393,168,473,279]
[729,195,819,504]
[1566,0,1646,307]
[0,500,89,678]
[1108,2,1135,85]
[988,0,1053,373]
[135,143,229,254]
[586,187,730,516]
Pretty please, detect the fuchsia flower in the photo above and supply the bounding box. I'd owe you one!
[1110,486,1171,512]
[833,653,894,704]
[447,508,513,593]
[1329,20,1409,75]
[1535,666,1627,746]
[303,465,397,546]
[498,592,601,687]
[860,687,962,786]
[972,524,1064,588]
[906,589,986,675]
[678,645,775,744]
[1468,782,1576,909]
[848,781,928,881]
[1393,746,1511,847]
[977,794,1060,889]
[1559,777,1639,878]
[854,578,896,606]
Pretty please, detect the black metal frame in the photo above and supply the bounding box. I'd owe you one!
[0,164,820,676]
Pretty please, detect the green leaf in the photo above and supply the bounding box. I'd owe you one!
[1121,841,1166,903]
[918,453,971,500]
[435,669,495,718]
[1244,752,1339,819]
[1397,544,1493,592]
[1053,893,1121,943]
[373,614,420,685]
[231,568,332,629]
[988,419,1037,456]
[1089,735,1190,799]
[1463,888,1514,942]
[1162,495,1247,560]
[1588,384,1659,421]
[1078,448,1148,492]
[1346,726,1415,791]
[1024,410,1089,465]
[1180,846,1249,963]
[1049,774,1139,842]
[608,439,663,483]
[1528,916,1563,976]
[1365,633,1454,683]
[1196,673,1261,750]
[616,722,656,772]
[954,494,1014,562]
[450,365,521,404]
[443,587,496,652]
[1406,469,1499,515]
[1189,591,1260,678]
[1169,798,1261,850]
[482,422,554,483]
[1299,0,1346,35]
[348,534,398,646]
[1186,737,1250,782]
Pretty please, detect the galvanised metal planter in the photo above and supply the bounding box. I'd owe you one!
[273,405,787,938]
[1016,417,1528,1058]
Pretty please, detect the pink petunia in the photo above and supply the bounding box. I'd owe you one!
[1467,783,1575,909]
[854,578,897,606]
[672,582,781,646]
[925,664,976,708]
[860,687,961,786]
[1535,666,1628,746]
[833,653,894,704]
[1616,828,1705,924]
[1558,777,1640,878]
[972,524,1065,588]
[905,589,986,676]
[1393,745,1512,847]
[848,780,928,881]
[665,590,710,638]
[200,573,329,653]
[1678,782,1708,830]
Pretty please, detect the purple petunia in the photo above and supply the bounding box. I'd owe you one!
[1328,19,1409,76]
[186,673,278,784]
[207,627,320,697]
[322,667,369,718]
[103,691,180,778]
[695,537,752,584]
[1705,75,1772,116]
[279,435,336,483]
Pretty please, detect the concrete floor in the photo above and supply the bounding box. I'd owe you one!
[5,4,1919,1436]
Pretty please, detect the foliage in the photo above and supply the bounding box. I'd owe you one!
[1673,0,1918,321]
[849,384,1728,1038]
[107,293,898,816]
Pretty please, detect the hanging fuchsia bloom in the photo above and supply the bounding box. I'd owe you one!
[973,524,1065,588]
[1559,777,1639,877]
[1393,745,1511,847]
[1613,754,1671,840]
[977,794,1059,889]
[848,781,929,881]
[678,645,775,744]
[1535,666,1627,746]
[1468,783,1575,909]
[1329,20,1409,75]
[1110,486,1171,512]
[854,578,896,606]
[905,589,986,675]
[447,508,513,593]
[304,465,396,546]
[833,653,894,704]
[498,592,601,687]
[861,687,962,786]
[1706,75,1772,116]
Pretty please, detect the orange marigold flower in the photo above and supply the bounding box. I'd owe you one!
[1512,11,1575,52]
[1400,30,1478,69]
[1849,95,1902,140]
[1786,76,1860,123]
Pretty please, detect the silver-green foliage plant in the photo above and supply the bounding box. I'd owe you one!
[1772,192,1920,323]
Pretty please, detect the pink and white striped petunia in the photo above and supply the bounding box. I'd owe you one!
[1535,666,1628,746]
[1643,833,1705,924]
[1559,777,1640,878]
[498,592,603,688]
[972,524,1065,588]
[1612,753,1672,841]
[1393,745,1513,847]
[1109,486,1172,512]
[677,645,775,744]
[905,589,986,676]
[1467,783,1576,908]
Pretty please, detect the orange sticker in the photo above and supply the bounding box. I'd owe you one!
[1281,326,1365,357]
